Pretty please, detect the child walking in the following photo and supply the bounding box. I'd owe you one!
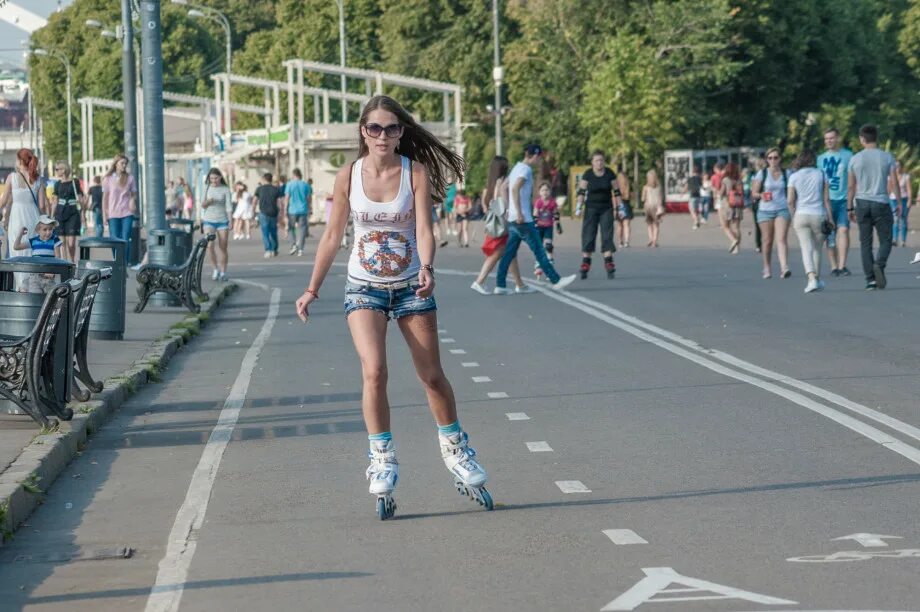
[641,170,665,247]
[533,182,561,278]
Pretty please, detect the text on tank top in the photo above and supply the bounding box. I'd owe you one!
[347,156,420,283]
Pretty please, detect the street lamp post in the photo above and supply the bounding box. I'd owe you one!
[492,0,503,156]
[335,0,347,122]
[31,48,72,168]
[172,0,232,75]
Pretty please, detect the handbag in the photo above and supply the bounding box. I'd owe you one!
[483,196,507,238]
[821,219,835,236]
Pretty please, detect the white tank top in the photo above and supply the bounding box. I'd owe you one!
[347,155,420,283]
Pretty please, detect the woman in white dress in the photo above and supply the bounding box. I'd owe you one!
[1,149,48,289]
[231,181,253,239]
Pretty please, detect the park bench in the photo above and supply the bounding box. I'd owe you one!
[71,269,111,402]
[0,281,75,427]
[134,234,213,314]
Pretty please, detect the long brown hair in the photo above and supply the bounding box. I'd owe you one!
[107,153,130,186]
[16,148,39,183]
[356,95,464,203]
[483,156,510,209]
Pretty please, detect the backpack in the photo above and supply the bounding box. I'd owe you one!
[728,180,745,208]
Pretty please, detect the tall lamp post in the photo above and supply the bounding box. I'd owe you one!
[86,1,140,184]
[171,0,232,74]
[491,0,503,156]
[335,0,347,122]
[30,48,72,168]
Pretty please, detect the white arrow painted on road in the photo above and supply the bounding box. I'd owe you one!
[601,567,797,610]
[832,533,903,548]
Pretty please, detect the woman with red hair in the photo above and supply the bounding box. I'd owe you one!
[1,149,49,287]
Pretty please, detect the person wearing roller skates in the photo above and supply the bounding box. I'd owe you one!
[295,95,493,520]
[532,182,561,279]
[575,150,618,279]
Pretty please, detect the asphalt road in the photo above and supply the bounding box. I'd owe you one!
[1,218,919,612]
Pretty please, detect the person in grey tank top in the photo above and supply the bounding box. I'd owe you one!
[295,96,495,519]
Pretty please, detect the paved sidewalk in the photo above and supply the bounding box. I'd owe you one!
[0,274,220,479]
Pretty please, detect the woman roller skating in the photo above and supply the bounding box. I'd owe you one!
[575,150,619,279]
[296,96,493,520]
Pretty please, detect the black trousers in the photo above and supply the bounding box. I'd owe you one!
[855,199,894,281]
[581,205,615,253]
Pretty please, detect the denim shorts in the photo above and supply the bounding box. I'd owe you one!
[343,281,437,320]
[202,221,230,232]
[756,208,791,224]
[830,199,850,229]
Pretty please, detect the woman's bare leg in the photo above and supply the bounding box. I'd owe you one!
[347,309,391,434]
[760,220,775,274]
[217,229,229,272]
[475,249,503,285]
[398,312,457,426]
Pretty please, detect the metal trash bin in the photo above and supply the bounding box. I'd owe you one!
[168,218,197,264]
[78,237,127,340]
[147,228,189,306]
[0,257,75,415]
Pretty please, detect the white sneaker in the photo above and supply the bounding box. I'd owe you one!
[130,263,142,271]
[212,269,220,281]
[470,281,490,295]
[289,245,298,255]
[804,278,818,293]
[263,251,272,259]
[549,274,577,291]
[297,249,304,257]
[911,252,920,264]
[515,284,537,294]
[492,286,512,295]
[219,271,228,282]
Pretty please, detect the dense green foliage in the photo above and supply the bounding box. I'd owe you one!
[31,0,920,191]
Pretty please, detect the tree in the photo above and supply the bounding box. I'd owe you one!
[580,33,680,162]
[30,0,222,164]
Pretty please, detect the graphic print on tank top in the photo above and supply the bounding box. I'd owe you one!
[348,156,420,283]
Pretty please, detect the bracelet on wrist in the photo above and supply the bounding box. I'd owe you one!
[304,288,319,300]
[420,264,434,274]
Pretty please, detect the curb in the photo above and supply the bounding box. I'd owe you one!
[0,282,239,545]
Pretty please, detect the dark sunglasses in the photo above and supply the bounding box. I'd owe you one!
[364,123,403,138]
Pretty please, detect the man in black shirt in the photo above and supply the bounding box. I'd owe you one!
[88,175,104,237]
[254,172,282,257]
[574,150,619,279]
[687,165,702,229]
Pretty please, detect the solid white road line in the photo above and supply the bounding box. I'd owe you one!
[532,285,920,468]
[506,412,530,420]
[556,480,592,493]
[556,288,920,446]
[526,441,554,452]
[603,529,648,545]
[461,362,480,368]
[472,376,492,383]
[449,349,467,355]
[488,391,509,399]
[145,288,281,612]
[440,337,456,343]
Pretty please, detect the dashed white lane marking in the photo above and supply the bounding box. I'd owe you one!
[488,391,509,399]
[556,480,592,493]
[526,441,554,452]
[472,376,492,383]
[603,529,648,545]
[532,284,920,468]
[506,412,530,420]
[146,288,281,612]
[449,349,466,355]
[461,362,479,368]
[437,328,447,334]
[440,337,455,343]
